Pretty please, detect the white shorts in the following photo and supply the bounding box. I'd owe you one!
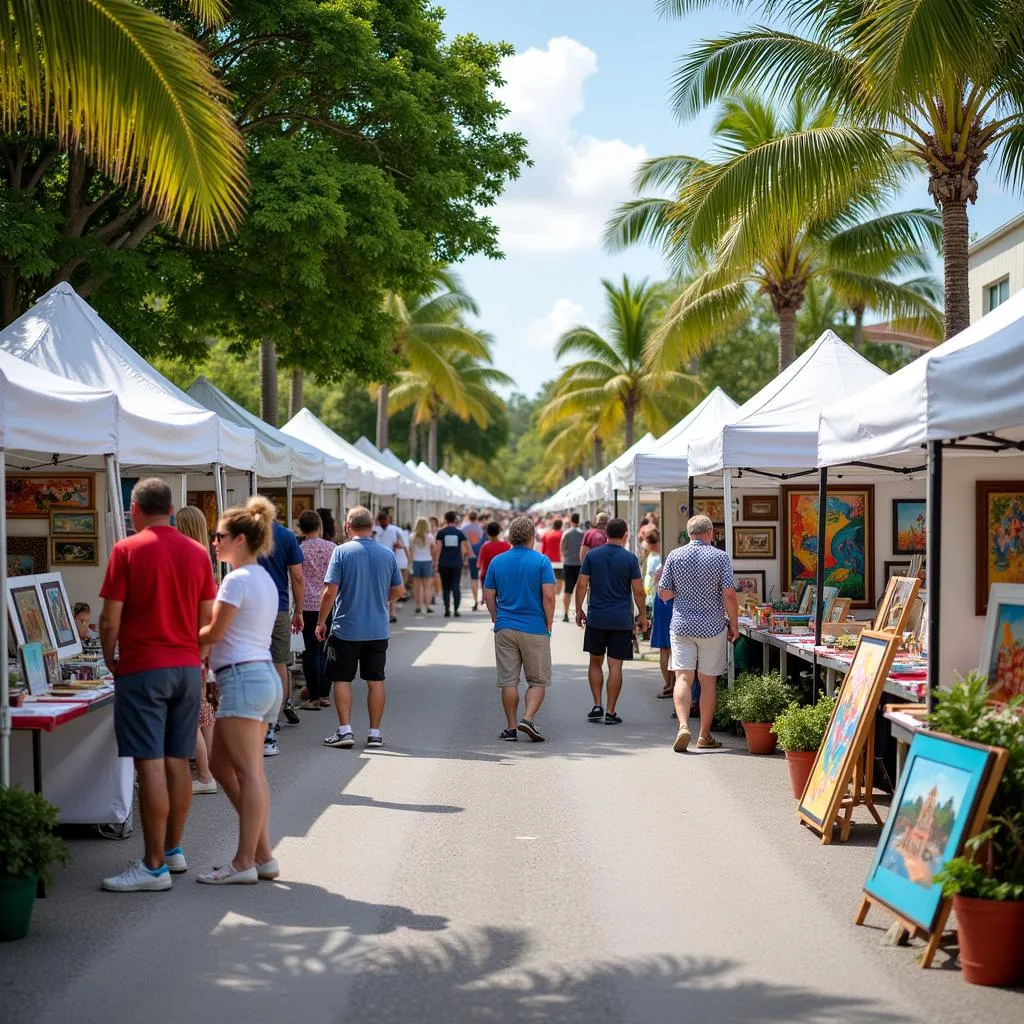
[670,630,728,676]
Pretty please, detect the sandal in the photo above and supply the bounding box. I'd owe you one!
[697,735,723,749]
[656,689,674,699]
[297,700,321,710]
[319,699,331,708]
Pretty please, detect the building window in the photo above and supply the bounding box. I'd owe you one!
[986,277,1010,312]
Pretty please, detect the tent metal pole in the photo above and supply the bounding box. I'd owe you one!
[723,472,733,558]
[687,474,694,517]
[285,476,294,530]
[926,441,942,709]
[1,449,9,789]
[213,463,226,579]
[180,474,188,511]
[249,472,256,499]
[813,467,828,698]
[317,483,325,510]
[106,456,127,541]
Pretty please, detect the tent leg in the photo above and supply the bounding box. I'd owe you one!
[927,441,943,710]
[723,473,733,558]
[687,475,694,517]
[286,476,293,530]
[1,448,9,789]
[813,467,828,696]
[106,456,127,541]
[317,484,325,510]
[629,486,641,555]
[180,474,188,512]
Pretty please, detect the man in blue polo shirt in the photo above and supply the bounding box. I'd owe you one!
[483,516,556,742]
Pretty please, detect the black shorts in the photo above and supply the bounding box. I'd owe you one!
[324,637,388,682]
[583,626,634,661]
[563,565,581,592]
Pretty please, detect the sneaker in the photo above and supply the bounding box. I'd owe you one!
[272,722,281,734]
[389,616,398,624]
[263,737,280,757]
[472,602,479,612]
[164,848,188,874]
[324,728,354,749]
[697,735,723,749]
[587,705,604,723]
[197,863,258,885]
[425,607,434,614]
[444,609,451,618]
[192,777,217,795]
[366,734,384,748]
[102,860,171,892]
[604,712,622,725]
[500,728,518,741]
[454,610,462,618]
[256,858,280,880]
[415,608,423,616]
[673,726,692,752]
[282,700,300,725]
[517,718,545,742]
[562,613,569,623]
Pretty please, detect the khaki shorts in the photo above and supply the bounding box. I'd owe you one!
[494,629,552,687]
[269,611,291,664]
[670,630,728,676]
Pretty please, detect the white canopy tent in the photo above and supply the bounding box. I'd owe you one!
[585,433,656,505]
[533,475,587,514]
[353,437,427,502]
[372,447,444,502]
[412,462,462,505]
[437,469,478,506]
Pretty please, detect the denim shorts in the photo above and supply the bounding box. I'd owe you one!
[214,661,281,723]
[411,560,434,579]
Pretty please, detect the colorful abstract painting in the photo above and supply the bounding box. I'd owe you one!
[978,585,1024,703]
[975,481,1024,614]
[5,473,94,518]
[782,485,874,608]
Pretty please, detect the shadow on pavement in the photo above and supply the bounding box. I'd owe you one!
[337,794,464,814]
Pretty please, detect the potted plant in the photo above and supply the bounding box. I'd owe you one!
[0,787,69,942]
[930,674,1024,986]
[772,693,837,797]
[726,672,798,754]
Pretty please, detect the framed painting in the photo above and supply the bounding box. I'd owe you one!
[694,497,725,523]
[18,641,49,696]
[892,499,927,555]
[862,732,1006,939]
[42,647,61,689]
[975,481,1024,615]
[782,485,874,609]
[742,494,779,522]
[37,572,82,658]
[799,630,900,838]
[6,473,94,518]
[799,584,816,615]
[734,526,775,559]
[263,490,315,526]
[712,525,726,550]
[6,536,48,577]
[50,537,99,567]
[186,491,219,533]
[50,510,98,536]
[977,583,1024,703]
[874,575,922,635]
[829,598,852,623]
[6,579,54,648]
[734,570,766,602]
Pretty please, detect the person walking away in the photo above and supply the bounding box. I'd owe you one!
[316,507,337,542]
[99,479,217,891]
[397,522,412,600]
[318,507,404,749]
[477,520,511,582]
[197,497,281,884]
[643,529,673,698]
[579,511,610,563]
[483,517,556,742]
[297,510,336,710]
[174,505,218,795]
[574,518,647,725]
[461,511,485,611]
[429,515,443,605]
[540,517,564,605]
[257,518,304,756]
[435,510,470,617]
[560,513,584,623]
[409,517,436,615]
[658,514,739,752]
[374,510,406,624]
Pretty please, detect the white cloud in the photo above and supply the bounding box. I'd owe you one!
[494,37,647,253]
[523,298,588,352]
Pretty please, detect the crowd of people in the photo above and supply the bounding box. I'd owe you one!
[96,482,737,891]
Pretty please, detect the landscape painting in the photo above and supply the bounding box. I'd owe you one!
[975,481,1024,614]
[893,499,927,555]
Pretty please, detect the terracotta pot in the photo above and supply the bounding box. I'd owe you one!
[784,749,817,798]
[742,721,777,755]
[954,895,1024,986]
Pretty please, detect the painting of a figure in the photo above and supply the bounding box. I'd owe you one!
[976,482,1024,614]
[783,486,874,608]
[893,499,927,555]
[978,586,1024,703]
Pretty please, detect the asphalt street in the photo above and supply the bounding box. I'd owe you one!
[2,606,1022,1024]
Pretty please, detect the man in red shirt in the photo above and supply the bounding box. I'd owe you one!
[580,511,610,563]
[540,518,564,596]
[99,478,217,892]
[477,521,512,581]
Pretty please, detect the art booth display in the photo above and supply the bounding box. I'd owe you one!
[975,481,1024,615]
[977,583,1024,703]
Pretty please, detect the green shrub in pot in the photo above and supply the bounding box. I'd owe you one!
[0,786,69,887]
[726,672,799,724]
[772,693,837,752]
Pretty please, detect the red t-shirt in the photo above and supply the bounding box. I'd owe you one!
[582,528,607,550]
[100,526,218,676]
[478,540,512,582]
[540,530,563,563]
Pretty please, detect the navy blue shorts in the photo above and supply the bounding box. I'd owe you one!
[114,666,201,760]
[411,560,434,579]
[468,557,480,580]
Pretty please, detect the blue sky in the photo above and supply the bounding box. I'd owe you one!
[439,1,1024,399]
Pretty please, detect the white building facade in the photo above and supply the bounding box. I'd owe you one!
[968,211,1024,322]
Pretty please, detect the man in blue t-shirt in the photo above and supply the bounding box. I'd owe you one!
[257,519,304,754]
[483,516,556,742]
[435,510,471,617]
[316,507,404,750]
[575,518,647,726]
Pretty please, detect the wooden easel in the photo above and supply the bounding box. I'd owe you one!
[804,725,884,844]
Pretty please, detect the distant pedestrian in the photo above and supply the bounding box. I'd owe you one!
[477,520,511,581]
[198,497,281,884]
[318,506,405,750]
[579,511,610,563]
[658,514,739,752]
[461,511,485,611]
[560,513,584,623]
[574,517,647,725]
[297,510,336,710]
[483,516,556,742]
[643,528,673,699]
[373,509,407,624]
[435,510,471,617]
[409,517,436,615]
[100,479,217,892]
[540,517,564,602]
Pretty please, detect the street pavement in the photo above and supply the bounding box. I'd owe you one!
[2,605,1022,1024]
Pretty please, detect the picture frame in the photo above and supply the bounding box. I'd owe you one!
[892,499,927,556]
[186,490,219,534]
[36,572,82,658]
[42,646,61,689]
[975,480,1024,615]
[5,473,94,518]
[733,525,776,559]
[977,582,1024,703]
[694,497,725,523]
[18,641,49,696]
[50,537,98,567]
[799,584,816,615]
[6,578,54,649]
[50,510,98,536]
[734,570,767,603]
[782,485,874,609]
[874,575,922,635]
[6,536,48,577]
[742,494,779,521]
[799,630,900,839]
[829,598,853,623]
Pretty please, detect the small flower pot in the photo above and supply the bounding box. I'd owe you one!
[0,873,39,942]
[954,895,1024,986]
[742,721,777,755]
[784,749,817,798]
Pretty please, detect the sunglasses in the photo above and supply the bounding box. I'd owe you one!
[213,531,232,543]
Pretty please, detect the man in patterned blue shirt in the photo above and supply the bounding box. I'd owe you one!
[658,514,739,752]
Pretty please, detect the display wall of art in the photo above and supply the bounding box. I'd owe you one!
[265,491,315,525]
[892,499,926,555]
[977,583,1024,703]
[742,494,779,521]
[734,570,767,602]
[782,485,874,609]
[975,480,1024,615]
[50,537,98,567]
[5,473,94,518]
[6,536,48,577]
[733,526,776,559]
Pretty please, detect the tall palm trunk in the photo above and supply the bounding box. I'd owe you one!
[260,338,278,426]
[409,417,418,462]
[376,384,390,450]
[852,306,864,350]
[592,435,603,472]
[939,199,970,340]
[776,305,797,372]
[623,400,636,450]
[428,414,439,471]
[289,368,304,419]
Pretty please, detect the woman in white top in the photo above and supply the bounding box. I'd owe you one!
[409,516,436,615]
[197,497,280,885]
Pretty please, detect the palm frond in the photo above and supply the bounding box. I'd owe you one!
[554,326,622,367]
[823,208,942,267]
[824,269,943,337]
[603,197,685,256]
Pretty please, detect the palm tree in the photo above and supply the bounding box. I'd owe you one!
[606,95,942,372]
[1,1,247,243]
[375,270,484,449]
[658,0,1024,339]
[539,275,700,451]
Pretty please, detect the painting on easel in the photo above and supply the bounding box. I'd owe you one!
[798,630,900,842]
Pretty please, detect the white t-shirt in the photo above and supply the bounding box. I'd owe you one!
[394,528,410,570]
[211,564,278,671]
[410,532,434,562]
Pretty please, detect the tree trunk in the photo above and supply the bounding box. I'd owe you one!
[289,368,304,420]
[852,306,864,350]
[592,435,603,472]
[428,415,439,471]
[260,338,278,426]
[941,198,970,340]
[777,305,797,373]
[376,384,390,450]
[409,417,418,462]
[624,403,635,450]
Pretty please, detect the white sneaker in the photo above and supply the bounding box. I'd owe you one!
[323,728,354,749]
[256,858,280,880]
[192,777,217,795]
[164,848,187,874]
[102,860,172,892]
[197,863,259,885]
[263,737,279,757]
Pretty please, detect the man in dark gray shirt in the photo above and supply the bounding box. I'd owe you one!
[559,513,584,623]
